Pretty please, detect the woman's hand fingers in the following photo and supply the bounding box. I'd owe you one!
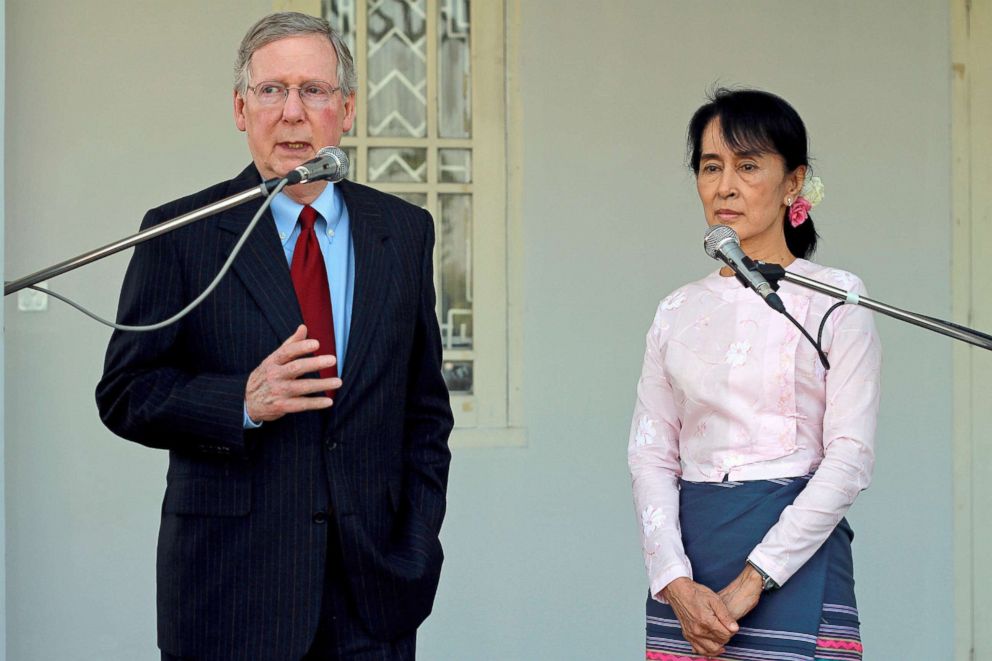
[662,578,738,654]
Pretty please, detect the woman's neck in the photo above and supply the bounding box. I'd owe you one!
[719,238,797,277]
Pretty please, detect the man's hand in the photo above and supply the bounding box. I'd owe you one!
[662,577,739,658]
[717,564,764,622]
[245,325,342,422]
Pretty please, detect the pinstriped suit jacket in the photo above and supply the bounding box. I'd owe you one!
[96,164,453,660]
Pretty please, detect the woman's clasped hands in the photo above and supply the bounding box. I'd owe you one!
[660,565,764,658]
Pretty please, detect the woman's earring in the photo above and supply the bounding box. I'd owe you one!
[786,196,793,207]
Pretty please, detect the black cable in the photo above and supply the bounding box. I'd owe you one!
[781,307,831,371]
[816,301,847,355]
[24,178,289,332]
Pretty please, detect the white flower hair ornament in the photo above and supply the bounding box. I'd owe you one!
[788,173,825,228]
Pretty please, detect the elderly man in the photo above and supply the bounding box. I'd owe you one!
[97,12,452,661]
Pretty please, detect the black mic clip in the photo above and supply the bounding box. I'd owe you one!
[753,261,786,290]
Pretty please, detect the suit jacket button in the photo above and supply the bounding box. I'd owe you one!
[312,511,328,524]
[325,441,338,450]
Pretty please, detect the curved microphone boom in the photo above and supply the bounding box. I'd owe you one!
[703,225,786,314]
[285,146,350,185]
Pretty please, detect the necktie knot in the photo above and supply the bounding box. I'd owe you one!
[298,205,319,232]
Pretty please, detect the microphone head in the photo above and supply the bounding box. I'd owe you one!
[313,145,350,183]
[703,224,739,259]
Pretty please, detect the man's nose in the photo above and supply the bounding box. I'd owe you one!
[281,88,307,121]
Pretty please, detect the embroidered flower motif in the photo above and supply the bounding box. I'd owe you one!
[721,452,747,471]
[635,416,657,447]
[826,269,857,290]
[642,505,666,537]
[651,308,670,343]
[661,290,687,311]
[725,341,751,366]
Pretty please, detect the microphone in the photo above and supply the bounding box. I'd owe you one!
[703,225,786,314]
[262,146,350,192]
[283,146,350,185]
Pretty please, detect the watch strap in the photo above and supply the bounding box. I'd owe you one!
[746,560,779,592]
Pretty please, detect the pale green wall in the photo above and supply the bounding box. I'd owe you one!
[5,1,953,659]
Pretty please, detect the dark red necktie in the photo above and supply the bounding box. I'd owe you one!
[290,205,338,387]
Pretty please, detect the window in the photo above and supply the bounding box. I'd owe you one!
[280,0,522,444]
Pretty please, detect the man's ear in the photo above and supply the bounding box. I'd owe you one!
[234,90,247,132]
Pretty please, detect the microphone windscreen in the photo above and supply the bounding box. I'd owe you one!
[703,224,739,259]
[315,146,350,182]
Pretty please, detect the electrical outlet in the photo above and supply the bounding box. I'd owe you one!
[17,282,49,312]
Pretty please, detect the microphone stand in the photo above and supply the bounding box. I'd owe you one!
[3,179,281,297]
[756,262,992,352]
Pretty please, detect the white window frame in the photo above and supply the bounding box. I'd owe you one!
[276,0,525,447]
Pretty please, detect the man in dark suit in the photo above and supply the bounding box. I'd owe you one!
[96,12,452,661]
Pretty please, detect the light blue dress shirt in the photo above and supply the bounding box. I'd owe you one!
[244,183,355,428]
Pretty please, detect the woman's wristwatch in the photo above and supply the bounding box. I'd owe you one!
[746,560,780,592]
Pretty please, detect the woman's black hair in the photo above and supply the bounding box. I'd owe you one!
[687,87,818,258]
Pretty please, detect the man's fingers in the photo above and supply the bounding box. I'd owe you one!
[284,324,309,345]
[279,395,334,414]
[282,354,338,379]
[283,376,342,397]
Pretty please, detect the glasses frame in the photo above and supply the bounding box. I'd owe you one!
[246,80,344,109]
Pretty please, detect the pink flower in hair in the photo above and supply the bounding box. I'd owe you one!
[789,197,812,228]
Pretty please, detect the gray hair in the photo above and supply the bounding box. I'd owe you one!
[234,12,357,97]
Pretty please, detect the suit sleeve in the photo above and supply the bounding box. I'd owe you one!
[95,208,250,455]
[400,212,454,535]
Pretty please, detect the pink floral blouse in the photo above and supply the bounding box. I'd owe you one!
[628,259,881,599]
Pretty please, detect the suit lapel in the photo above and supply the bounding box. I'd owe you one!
[217,166,302,343]
[336,180,390,406]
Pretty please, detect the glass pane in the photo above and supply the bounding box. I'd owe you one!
[439,148,472,183]
[325,0,356,54]
[395,192,427,208]
[438,0,472,138]
[342,146,357,181]
[367,0,427,137]
[368,147,427,183]
[442,360,473,394]
[325,0,358,137]
[439,194,472,350]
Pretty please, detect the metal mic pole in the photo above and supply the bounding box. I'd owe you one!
[4,179,280,297]
[756,262,992,352]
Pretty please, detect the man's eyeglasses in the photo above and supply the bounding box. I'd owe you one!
[247,81,342,108]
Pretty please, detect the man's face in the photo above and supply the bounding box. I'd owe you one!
[234,34,356,181]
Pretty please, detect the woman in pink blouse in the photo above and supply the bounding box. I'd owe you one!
[629,89,880,660]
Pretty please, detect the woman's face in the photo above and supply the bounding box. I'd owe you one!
[696,118,803,256]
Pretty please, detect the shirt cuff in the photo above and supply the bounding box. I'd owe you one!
[746,549,787,588]
[243,403,262,429]
[650,562,693,604]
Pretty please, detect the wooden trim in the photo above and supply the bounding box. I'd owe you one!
[952,0,992,657]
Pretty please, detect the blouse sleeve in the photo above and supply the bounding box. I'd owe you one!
[628,301,693,600]
[747,277,882,585]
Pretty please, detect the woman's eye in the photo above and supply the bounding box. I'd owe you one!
[740,163,757,172]
[702,164,720,173]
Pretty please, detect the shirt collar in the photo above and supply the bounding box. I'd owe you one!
[270,182,343,245]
